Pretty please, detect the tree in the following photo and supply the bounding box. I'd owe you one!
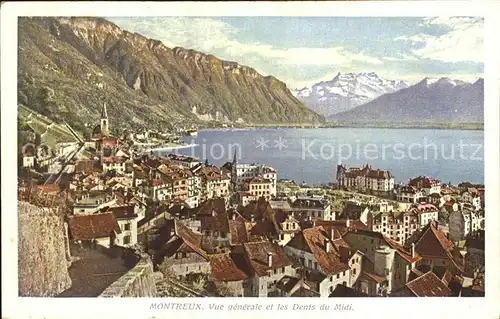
[158,257,176,280]
[439,208,450,225]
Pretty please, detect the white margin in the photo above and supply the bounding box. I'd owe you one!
[1,1,499,319]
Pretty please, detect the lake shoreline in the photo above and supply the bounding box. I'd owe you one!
[200,122,484,131]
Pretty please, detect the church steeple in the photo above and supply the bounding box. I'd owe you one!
[100,102,109,136]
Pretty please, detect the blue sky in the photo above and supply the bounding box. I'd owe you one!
[107,16,483,88]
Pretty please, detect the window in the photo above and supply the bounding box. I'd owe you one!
[123,235,131,245]
[336,274,340,279]
[221,232,227,238]
[342,271,345,276]
[330,286,334,293]
[124,223,131,231]
[342,281,347,286]
[353,268,357,275]
[282,267,285,273]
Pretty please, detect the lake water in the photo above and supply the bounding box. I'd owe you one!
[164,128,484,186]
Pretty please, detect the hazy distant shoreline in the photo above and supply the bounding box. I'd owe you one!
[202,122,484,131]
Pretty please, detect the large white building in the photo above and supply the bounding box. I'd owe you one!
[230,153,277,192]
[410,203,439,229]
[396,186,425,203]
[336,164,394,194]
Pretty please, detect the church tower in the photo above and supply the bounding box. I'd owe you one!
[231,149,238,192]
[100,102,109,137]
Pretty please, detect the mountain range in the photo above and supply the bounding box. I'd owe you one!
[292,72,410,117]
[18,17,323,135]
[328,77,484,123]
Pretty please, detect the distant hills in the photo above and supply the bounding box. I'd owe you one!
[293,72,409,118]
[328,77,484,123]
[18,17,323,135]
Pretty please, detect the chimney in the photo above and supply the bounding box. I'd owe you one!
[267,252,273,267]
[346,218,350,228]
[232,213,236,220]
[411,243,415,258]
[211,209,216,217]
[250,214,255,222]
[330,228,336,240]
[325,239,331,253]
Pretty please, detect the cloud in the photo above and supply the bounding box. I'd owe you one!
[395,17,483,63]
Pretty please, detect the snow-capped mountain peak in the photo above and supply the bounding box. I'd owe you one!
[419,77,469,88]
[293,72,409,117]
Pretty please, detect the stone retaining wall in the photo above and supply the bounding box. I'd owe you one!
[98,255,158,297]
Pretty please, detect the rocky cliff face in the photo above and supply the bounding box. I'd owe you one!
[18,201,72,296]
[18,17,323,133]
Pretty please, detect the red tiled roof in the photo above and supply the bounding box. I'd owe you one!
[229,215,249,245]
[384,237,421,263]
[75,160,102,174]
[200,212,230,233]
[102,205,137,219]
[210,253,248,282]
[243,241,291,276]
[415,222,464,273]
[286,226,350,276]
[67,212,121,241]
[246,177,272,184]
[173,220,208,260]
[152,179,168,187]
[414,203,439,213]
[196,198,226,216]
[102,156,127,164]
[406,271,452,297]
[408,176,439,189]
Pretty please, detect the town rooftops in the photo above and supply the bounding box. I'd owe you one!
[228,214,249,245]
[291,196,329,209]
[341,164,393,180]
[170,220,208,260]
[75,160,102,173]
[102,156,127,164]
[405,271,452,297]
[209,253,249,282]
[268,200,292,211]
[340,202,368,220]
[67,212,121,241]
[245,177,272,184]
[414,221,464,274]
[329,284,369,297]
[408,176,440,188]
[413,203,439,213]
[167,154,201,163]
[399,185,420,194]
[102,205,137,219]
[286,226,350,276]
[243,241,291,276]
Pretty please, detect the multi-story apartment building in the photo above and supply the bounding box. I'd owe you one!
[408,176,441,196]
[243,177,276,201]
[367,210,419,245]
[336,164,394,194]
[410,203,439,229]
[396,186,425,203]
[290,195,333,221]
